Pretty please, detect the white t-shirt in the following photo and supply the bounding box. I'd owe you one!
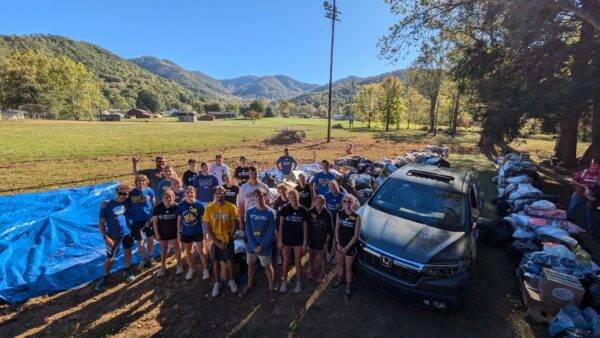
[210,163,230,185]
[237,181,271,213]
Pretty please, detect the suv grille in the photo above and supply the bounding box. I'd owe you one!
[359,247,422,284]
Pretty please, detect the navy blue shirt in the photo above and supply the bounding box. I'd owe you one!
[156,178,171,203]
[245,206,276,257]
[177,200,205,236]
[193,173,220,202]
[277,155,297,175]
[99,199,131,238]
[324,191,345,221]
[312,171,336,196]
[127,187,155,221]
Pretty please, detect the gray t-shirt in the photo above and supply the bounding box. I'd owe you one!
[237,181,271,212]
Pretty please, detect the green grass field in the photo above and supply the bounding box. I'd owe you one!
[0,117,589,194]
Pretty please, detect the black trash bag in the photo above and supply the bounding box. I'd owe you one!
[496,200,511,218]
[481,219,513,247]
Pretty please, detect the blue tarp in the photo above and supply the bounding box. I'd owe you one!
[0,182,146,303]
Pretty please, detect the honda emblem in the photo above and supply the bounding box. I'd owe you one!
[380,255,393,268]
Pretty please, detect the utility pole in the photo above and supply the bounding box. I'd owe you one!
[324,0,340,143]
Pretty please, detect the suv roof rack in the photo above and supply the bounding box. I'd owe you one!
[406,170,454,183]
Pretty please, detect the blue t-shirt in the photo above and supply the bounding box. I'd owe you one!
[324,191,345,221]
[193,173,220,202]
[312,171,336,196]
[99,199,131,238]
[277,155,296,175]
[127,187,155,221]
[244,206,276,257]
[155,178,172,203]
[176,200,205,236]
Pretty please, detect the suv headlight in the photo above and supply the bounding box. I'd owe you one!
[422,260,470,278]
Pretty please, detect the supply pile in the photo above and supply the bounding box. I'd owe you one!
[488,153,600,336]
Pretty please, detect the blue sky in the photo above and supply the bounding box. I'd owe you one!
[0,0,416,84]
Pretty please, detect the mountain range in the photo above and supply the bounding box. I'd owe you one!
[0,34,408,108]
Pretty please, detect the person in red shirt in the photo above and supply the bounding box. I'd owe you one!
[568,161,599,231]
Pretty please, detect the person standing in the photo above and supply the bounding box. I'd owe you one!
[127,175,157,269]
[132,156,167,192]
[94,184,135,292]
[324,181,346,262]
[332,194,361,301]
[177,186,209,280]
[234,156,251,186]
[170,177,186,202]
[182,159,199,187]
[296,173,313,209]
[152,189,182,277]
[276,148,297,180]
[272,184,290,265]
[307,195,332,283]
[568,161,600,231]
[204,186,239,297]
[193,162,220,207]
[237,166,270,230]
[239,188,277,298]
[278,190,308,293]
[222,173,240,205]
[210,154,230,185]
[311,160,336,202]
[156,166,177,203]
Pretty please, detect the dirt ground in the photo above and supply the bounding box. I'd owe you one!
[0,134,561,338]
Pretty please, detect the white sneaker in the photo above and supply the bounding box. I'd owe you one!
[138,259,147,271]
[294,281,302,293]
[157,267,165,277]
[228,279,238,293]
[211,282,221,297]
[202,269,210,280]
[280,281,288,293]
[185,269,194,280]
[148,257,155,265]
[175,265,183,275]
[277,256,282,265]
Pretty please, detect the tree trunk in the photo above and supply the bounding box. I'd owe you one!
[580,103,600,165]
[450,93,460,135]
[428,94,437,134]
[556,116,580,168]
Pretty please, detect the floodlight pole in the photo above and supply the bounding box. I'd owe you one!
[324,0,340,143]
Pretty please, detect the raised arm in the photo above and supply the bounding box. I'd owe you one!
[132,156,140,176]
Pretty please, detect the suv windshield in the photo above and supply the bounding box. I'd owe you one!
[368,178,465,231]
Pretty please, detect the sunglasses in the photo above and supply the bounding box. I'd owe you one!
[118,192,129,196]
[342,200,351,204]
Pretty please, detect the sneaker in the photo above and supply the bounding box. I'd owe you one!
[279,281,288,293]
[202,269,210,280]
[138,259,147,271]
[211,282,221,297]
[238,286,252,298]
[228,279,238,293]
[277,256,282,265]
[326,253,333,263]
[331,278,344,290]
[94,278,107,292]
[125,272,136,283]
[148,257,155,266]
[157,267,165,277]
[345,287,352,301]
[185,269,194,280]
[175,265,183,275]
[294,281,302,294]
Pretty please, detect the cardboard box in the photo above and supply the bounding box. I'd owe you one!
[521,279,554,323]
[539,268,584,309]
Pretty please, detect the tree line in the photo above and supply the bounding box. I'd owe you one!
[379,0,600,167]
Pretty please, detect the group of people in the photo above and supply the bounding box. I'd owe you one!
[568,161,600,232]
[96,149,361,300]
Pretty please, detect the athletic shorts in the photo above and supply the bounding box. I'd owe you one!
[106,234,134,259]
[181,233,203,243]
[246,252,271,267]
[309,241,327,252]
[157,225,177,241]
[336,245,357,257]
[130,220,154,241]
[211,241,235,262]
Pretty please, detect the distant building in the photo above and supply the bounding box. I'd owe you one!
[0,109,26,120]
[207,111,237,119]
[126,108,154,119]
[98,109,124,121]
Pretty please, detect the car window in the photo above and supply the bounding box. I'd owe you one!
[368,178,466,231]
[469,185,477,210]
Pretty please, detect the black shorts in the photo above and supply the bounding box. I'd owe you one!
[158,225,177,241]
[336,245,357,257]
[211,241,235,262]
[309,239,327,251]
[181,233,203,243]
[130,220,155,241]
[106,234,134,259]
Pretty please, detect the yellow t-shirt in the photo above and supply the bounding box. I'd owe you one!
[203,201,238,243]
